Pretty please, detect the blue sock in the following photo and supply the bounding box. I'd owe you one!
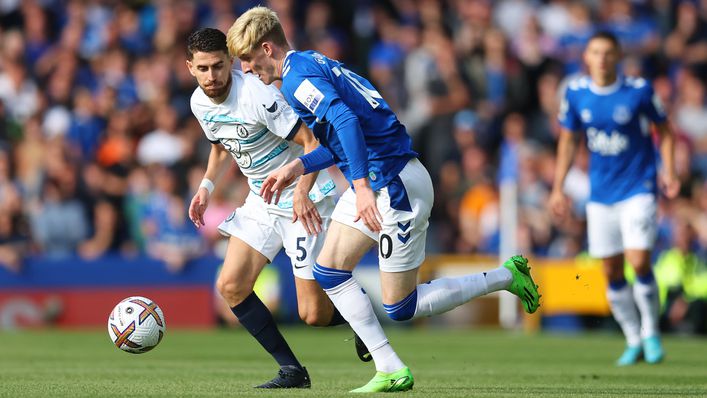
[383,289,418,321]
[636,270,655,285]
[609,278,628,290]
[312,265,349,326]
[231,292,301,369]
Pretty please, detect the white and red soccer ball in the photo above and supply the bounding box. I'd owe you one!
[108,296,166,354]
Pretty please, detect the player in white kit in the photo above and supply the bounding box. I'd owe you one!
[185,28,366,389]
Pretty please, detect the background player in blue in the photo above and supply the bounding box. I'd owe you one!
[550,31,680,366]
[227,7,540,392]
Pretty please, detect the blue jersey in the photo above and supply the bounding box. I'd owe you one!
[280,50,417,191]
[559,75,667,204]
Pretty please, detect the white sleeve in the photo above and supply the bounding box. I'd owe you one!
[190,96,219,143]
[249,80,302,140]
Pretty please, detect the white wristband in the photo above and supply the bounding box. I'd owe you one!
[199,178,215,195]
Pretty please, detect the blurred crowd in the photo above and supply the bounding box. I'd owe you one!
[0,0,707,330]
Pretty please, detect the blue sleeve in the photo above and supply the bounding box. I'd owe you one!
[287,65,369,180]
[290,75,339,123]
[641,84,667,124]
[300,145,335,174]
[325,99,369,180]
[558,89,581,132]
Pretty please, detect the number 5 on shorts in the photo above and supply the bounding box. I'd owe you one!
[296,237,307,261]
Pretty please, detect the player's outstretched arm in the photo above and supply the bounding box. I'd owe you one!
[189,143,231,228]
[261,143,335,205]
[549,129,579,218]
[291,123,323,235]
[260,159,305,205]
[655,122,680,199]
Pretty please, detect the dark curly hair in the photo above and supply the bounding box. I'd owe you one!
[187,28,228,60]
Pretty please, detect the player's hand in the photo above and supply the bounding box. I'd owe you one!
[660,172,680,199]
[260,160,305,204]
[292,189,322,235]
[188,187,209,228]
[549,189,570,219]
[353,183,382,232]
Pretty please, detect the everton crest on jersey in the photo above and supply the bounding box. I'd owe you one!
[558,76,667,204]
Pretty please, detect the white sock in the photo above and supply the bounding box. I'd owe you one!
[607,284,642,347]
[414,267,512,319]
[633,277,660,339]
[324,277,405,373]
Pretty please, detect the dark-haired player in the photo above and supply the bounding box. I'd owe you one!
[551,31,679,365]
[185,28,368,389]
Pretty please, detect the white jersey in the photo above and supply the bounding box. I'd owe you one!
[190,70,335,212]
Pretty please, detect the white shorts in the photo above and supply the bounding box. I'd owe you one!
[586,193,657,258]
[218,193,334,279]
[331,158,433,272]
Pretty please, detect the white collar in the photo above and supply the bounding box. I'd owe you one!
[589,76,622,95]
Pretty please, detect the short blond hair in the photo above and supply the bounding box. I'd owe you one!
[227,7,288,58]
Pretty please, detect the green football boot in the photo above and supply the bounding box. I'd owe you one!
[503,255,541,314]
[350,367,414,393]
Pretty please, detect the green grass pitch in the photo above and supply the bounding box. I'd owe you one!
[1,327,705,397]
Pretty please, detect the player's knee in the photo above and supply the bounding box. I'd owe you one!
[298,304,329,327]
[216,278,251,307]
[383,291,418,322]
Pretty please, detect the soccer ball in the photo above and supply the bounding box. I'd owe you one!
[108,296,166,354]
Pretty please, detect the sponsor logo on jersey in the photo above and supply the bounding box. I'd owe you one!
[586,127,628,156]
[220,138,241,153]
[294,79,325,113]
[235,151,252,168]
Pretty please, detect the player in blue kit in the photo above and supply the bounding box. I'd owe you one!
[227,7,540,392]
[550,31,680,366]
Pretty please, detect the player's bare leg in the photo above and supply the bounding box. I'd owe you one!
[626,248,663,364]
[294,278,339,326]
[294,277,372,362]
[603,254,643,366]
[218,237,309,388]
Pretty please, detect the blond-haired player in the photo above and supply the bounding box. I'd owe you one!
[226,7,541,392]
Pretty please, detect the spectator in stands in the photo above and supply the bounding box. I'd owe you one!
[29,172,89,258]
[136,105,184,166]
[664,0,707,82]
[655,218,707,335]
[146,193,204,273]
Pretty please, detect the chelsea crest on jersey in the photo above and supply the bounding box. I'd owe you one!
[558,75,667,204]
[190,70,335,210]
